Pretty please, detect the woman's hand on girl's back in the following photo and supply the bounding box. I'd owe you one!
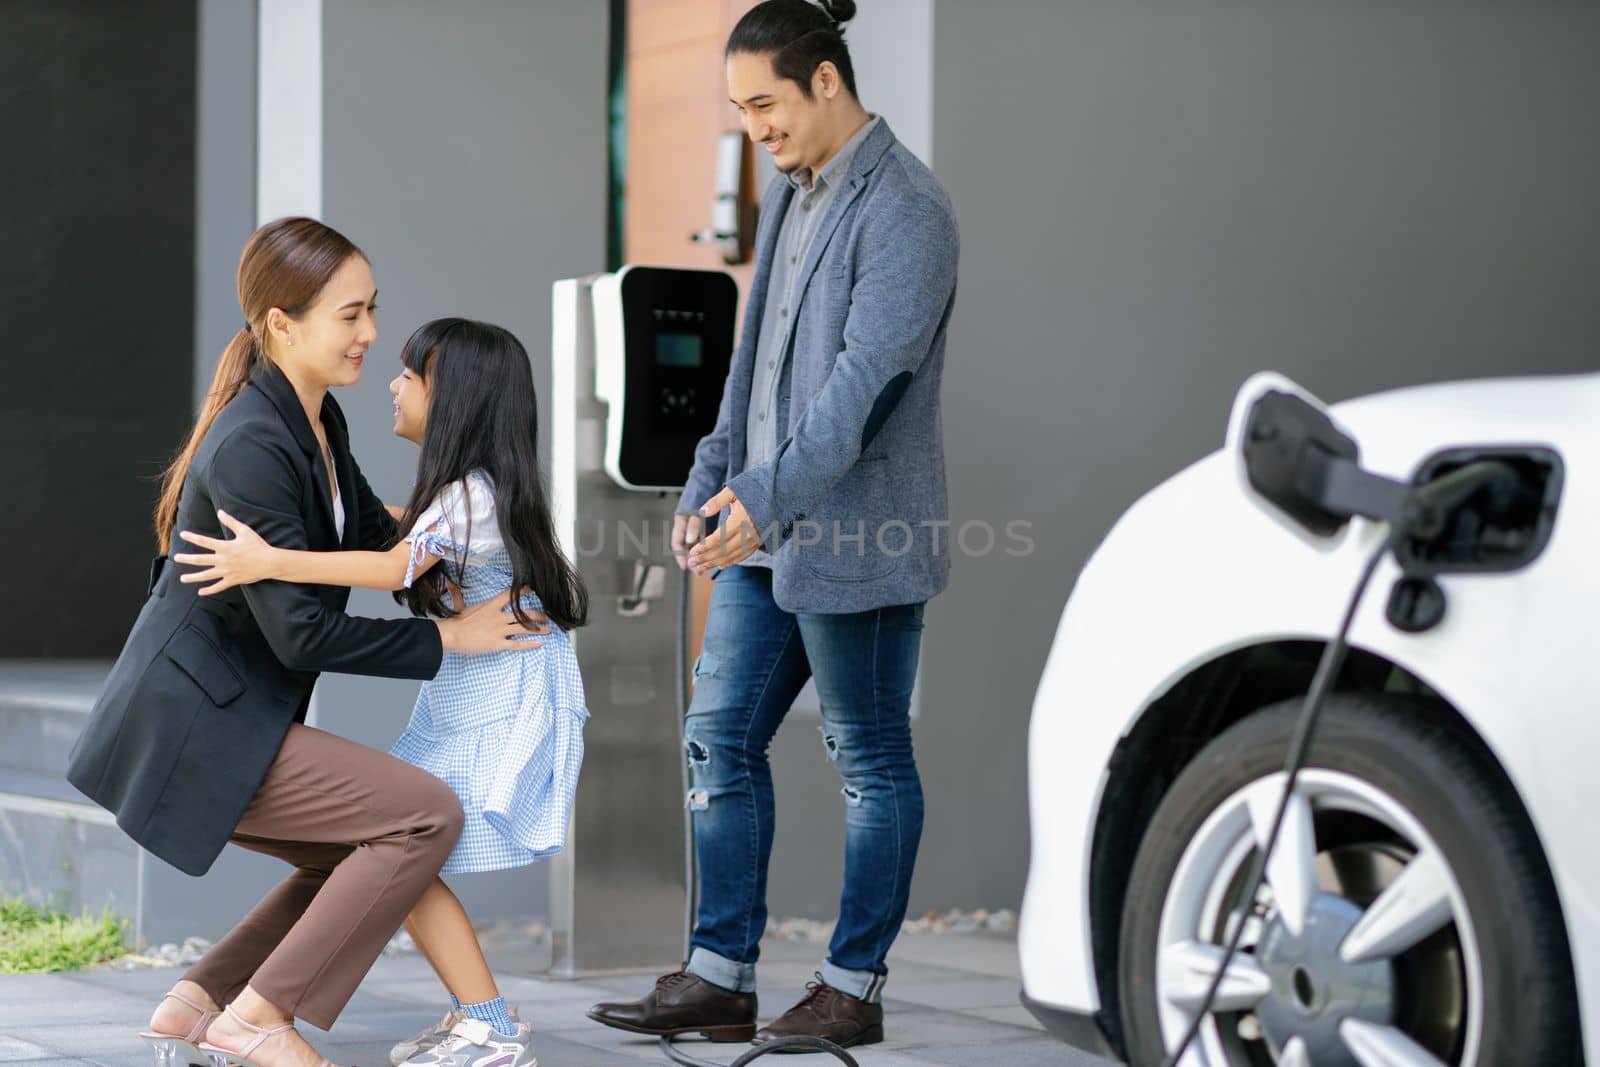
[436,590,550,654]
[175,510,280,595]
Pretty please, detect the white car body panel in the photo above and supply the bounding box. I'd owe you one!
[1019,371,1600,1064]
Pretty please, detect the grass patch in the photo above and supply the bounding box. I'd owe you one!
[0,897,128,974]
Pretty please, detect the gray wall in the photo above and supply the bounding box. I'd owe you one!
[314,1,609,925]
[906,0,1600,914]
[195,0,257,407]
[847,0,933,164]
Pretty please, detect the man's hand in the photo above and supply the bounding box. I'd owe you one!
[174,510,279,595]
[436,590,550,654]
[687,487,763,575]
[671,512,705,572]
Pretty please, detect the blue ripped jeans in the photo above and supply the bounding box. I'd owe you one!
[684,564,925,1003]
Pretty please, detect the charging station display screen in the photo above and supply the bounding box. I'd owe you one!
[614,266,737,489]
[655,332,703,368]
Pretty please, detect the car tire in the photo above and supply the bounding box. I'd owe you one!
[1117,694,1579,1066]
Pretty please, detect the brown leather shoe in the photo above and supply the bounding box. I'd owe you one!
[753,974,885,1049]
[587,970,757,1042]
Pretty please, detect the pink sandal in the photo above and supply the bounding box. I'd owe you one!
[138,990,221,1067]
[196,1003,335,1067]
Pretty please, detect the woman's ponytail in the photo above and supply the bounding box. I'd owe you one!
[153,327,260,551]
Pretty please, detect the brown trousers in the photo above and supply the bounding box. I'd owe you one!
[183,724,464,1030]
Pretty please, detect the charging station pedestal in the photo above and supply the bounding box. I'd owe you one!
[547,267,736,976]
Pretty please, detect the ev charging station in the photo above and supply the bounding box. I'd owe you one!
[547,265,737,976]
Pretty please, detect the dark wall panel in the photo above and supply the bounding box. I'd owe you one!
[0,1,197,656]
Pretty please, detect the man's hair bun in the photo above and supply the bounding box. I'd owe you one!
[819,0,857,26]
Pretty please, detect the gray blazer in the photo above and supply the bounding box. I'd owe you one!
[678,120,959,614]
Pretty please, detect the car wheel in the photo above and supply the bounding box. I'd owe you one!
[1117,694,1579,1066]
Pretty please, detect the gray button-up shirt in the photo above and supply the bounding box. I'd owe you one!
[740,116,880,567]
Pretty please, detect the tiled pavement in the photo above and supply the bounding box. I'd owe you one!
[0,932,1117,1067]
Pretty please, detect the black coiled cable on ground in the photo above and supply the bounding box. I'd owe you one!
[658,1034,860,1067]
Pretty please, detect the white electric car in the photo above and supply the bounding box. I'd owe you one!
[1019,372,1595,1067]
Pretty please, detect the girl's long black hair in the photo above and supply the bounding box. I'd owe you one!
[393,318,588,632]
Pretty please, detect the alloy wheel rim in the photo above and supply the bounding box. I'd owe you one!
[1153,769,1482,1066]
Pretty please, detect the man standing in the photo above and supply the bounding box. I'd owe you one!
[588,0,957,1051]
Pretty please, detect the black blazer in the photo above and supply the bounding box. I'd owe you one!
[67,363,443,876]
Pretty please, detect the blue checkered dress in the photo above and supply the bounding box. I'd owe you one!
[389,472,588,874]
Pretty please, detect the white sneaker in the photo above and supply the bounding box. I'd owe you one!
[390,1009,460,1066]
[403,1017,536,1067]
[391,1006,522,1066]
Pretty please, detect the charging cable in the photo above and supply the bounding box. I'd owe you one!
[659,1035,862,1067]
[1159,526,1396,1067]
[677,564,696,962]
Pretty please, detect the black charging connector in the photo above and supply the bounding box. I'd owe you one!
[1397,448,1563,575]
[1242,390,1407,534]
[1402,461,1517,540]
[1245,392,1562,572]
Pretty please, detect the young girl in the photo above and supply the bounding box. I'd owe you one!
[175,317,589,1067]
